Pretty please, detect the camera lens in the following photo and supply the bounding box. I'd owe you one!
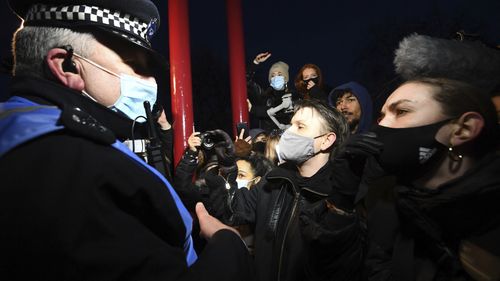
[200,132,215,150]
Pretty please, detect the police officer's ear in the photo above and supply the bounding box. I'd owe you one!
[45,46,85,91]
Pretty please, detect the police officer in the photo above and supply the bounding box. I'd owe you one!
[0,0,254,280]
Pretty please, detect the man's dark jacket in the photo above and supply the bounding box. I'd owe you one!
[226,160,366,281]
[0,76,254,281]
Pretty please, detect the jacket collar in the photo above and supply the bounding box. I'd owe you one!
[9,75,149,140]
[266,161,333,195]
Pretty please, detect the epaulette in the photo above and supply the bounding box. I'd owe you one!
[59,106,116,145]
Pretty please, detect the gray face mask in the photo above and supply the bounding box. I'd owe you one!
[278,129,326,164]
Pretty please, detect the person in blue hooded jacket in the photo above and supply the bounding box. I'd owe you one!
[329,81,374,134]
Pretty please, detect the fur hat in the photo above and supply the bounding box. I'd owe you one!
[394,34,500,94]
[268,61,289,83]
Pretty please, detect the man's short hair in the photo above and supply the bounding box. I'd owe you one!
[12,26,96,77]
[333,88,354,103]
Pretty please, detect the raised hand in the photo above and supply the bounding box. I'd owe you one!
[306,80,316,90]
[253,52,271,65]
[187,132,201,152]
[235,128,252,144]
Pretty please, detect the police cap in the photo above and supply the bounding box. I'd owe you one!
[8,0,161,54]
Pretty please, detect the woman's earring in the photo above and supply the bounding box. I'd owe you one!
[448,146,463,162]
[448,146,463,172]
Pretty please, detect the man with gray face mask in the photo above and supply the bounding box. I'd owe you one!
[208,99,368,281]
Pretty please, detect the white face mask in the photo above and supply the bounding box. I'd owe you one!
[236,177,259,189]
[236,179,250,189]
[74,53,157,123]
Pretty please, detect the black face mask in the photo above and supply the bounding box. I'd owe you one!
[303,77,319,85]
[252,141,266,154]
[371,119,452,183]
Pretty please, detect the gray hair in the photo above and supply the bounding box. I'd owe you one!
[12,26,96,77]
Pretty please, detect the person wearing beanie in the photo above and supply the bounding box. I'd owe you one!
[0,0,255,280]
[246,52,296,131]
[268,61,290,86]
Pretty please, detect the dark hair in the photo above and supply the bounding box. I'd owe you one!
[237,154,274,177]
[409,77,498,154]
[293,99,349,159]
[294,64,324,96]
[331,88,354,105]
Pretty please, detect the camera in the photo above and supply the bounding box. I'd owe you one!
[200,131,216,150]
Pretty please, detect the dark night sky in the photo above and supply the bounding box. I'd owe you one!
[1,0,499,132]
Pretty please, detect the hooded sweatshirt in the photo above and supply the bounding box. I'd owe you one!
[328,81,373,134]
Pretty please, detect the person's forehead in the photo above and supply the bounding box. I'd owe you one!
[91,35,156,74]
[338,92,354,100]
[293,107,320,123]
[383,82,436,109]
[237,160,253,172]
[303,68,317,74]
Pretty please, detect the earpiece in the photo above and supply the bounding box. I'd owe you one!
[60,45,78,74]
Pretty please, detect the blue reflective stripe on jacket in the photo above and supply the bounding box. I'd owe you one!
[0,96,198,265]
[111,140,198,265]
[0,96,64,157]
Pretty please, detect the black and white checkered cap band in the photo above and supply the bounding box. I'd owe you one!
[25,4,156,46]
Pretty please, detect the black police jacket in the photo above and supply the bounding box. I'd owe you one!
[0,76,254,281]
[228,161,365,281]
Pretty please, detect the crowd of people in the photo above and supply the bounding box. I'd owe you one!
[0,0,499,280]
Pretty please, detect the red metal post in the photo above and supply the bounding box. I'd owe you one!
[226,0,249,134]
[168,0,194,166]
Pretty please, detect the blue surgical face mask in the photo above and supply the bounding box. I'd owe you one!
[270,75,286,90]
[111,74,157,122]
[74,53,157,122]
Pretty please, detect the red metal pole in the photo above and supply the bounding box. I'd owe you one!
[226,0,249,135]
[168,0,194,166]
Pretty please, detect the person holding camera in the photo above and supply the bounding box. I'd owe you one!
[0,0,254,280]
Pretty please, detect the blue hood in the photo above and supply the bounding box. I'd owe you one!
[328,81,373,134]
